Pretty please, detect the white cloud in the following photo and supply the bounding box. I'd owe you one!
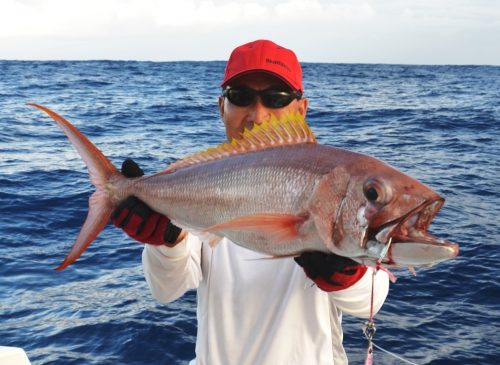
[0,0,499,64]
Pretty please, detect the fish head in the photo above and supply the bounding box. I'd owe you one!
[326,156,459,267]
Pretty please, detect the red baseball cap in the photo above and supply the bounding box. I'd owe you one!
[221,39,303,92]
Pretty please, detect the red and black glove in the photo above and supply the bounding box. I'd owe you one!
[111,159,182,246]
[294,251,368,292]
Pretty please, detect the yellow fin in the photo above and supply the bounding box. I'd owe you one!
[164,112,316,173]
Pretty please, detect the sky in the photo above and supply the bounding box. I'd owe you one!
[1,0,499,65]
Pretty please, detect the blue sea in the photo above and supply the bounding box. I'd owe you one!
[1,60,499,365]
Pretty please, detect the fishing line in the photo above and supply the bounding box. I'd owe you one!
[370,341,420,365]
[362,236,421,365]
[9,257,50,265]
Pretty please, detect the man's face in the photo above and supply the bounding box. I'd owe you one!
[219,72,308,141]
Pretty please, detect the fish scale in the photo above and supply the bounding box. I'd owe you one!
[127,146,328,254]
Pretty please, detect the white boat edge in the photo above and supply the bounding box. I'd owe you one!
[0,346,31,365]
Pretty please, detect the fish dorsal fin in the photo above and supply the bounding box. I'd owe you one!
[164,112,316,173]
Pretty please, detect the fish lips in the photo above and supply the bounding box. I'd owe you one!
[366,198,459,266]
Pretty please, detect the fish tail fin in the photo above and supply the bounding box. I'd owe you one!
[28,103,121,270]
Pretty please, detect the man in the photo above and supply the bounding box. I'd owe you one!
[113,40,389,365]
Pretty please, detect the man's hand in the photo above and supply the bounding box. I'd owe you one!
[111,159,182,246]
[294,251,368,292]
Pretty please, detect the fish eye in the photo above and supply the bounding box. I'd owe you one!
[365,187,379,201]
[363,179,392,204]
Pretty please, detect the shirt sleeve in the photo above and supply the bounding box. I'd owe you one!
[329,267,390,318]
[142,233,203,303]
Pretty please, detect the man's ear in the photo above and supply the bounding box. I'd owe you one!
[218,96,225,118]
[298,97,308,117]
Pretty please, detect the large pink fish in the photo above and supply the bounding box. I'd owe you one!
[29,103,458,271]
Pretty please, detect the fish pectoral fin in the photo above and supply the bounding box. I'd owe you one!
[204,213,307,243]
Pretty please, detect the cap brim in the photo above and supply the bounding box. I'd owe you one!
[221,69,300,91]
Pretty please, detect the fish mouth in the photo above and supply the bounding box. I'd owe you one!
[365,198,459,266]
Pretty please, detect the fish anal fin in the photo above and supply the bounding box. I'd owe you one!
[187,229,224,248]
[205,213,307,243]
[244,253,301,261]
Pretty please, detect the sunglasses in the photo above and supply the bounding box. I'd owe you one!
[222,87,302,108]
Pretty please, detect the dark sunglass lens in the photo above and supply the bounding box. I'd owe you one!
[227,88,256,107]
[261,91,295,108]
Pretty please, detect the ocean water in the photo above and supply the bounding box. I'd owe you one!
[1,60,499,365]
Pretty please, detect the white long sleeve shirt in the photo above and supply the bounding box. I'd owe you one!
[142,234,389,365]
